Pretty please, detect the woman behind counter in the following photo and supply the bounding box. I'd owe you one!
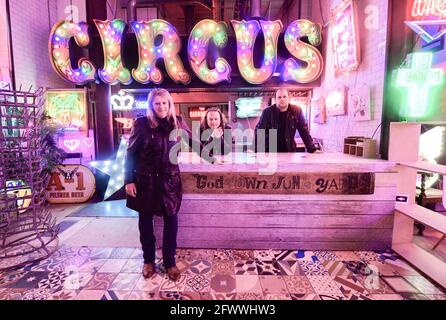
[124,88,209,281]
[199,107,232,156]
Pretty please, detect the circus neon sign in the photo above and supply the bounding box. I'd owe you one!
[48,19,324,86]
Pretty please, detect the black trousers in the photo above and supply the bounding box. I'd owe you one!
[138,212,178,269]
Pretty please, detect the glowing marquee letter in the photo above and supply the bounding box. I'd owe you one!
[188,19,231,84]
[130,19,191,84]
[48,20,96,84]
[94,19,132,85]
[231,20,283,85]
[283,20,324,83]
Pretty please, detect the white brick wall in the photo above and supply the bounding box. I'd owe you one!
[310,0,389,154]
[9,0,73,90]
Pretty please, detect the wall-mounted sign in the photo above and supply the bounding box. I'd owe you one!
[57,130,95,159]
[405,20,446,44]
[188,107,208,119]
[182,172,375,195]
[45,89,88,131]
[325,86,347,116]
[46,165,96,203]
[394,52,443,118]
[331,0,361,78]
[411,0,446,19]
[49,18,324,86]
[111,90,134,111]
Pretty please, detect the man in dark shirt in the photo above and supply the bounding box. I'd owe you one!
[255,88,318,153]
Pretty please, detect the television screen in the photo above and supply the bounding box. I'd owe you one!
[235,97,267,118]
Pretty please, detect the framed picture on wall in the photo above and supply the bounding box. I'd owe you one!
[331,0,361,78]
[325,85,347,116]
[312,98,326,124]
[350,85,372,121]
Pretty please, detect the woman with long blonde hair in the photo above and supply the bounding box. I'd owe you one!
[124,88,207,281]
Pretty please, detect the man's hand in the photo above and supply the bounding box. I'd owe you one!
[211,128,223,139]
[125,183,137,197]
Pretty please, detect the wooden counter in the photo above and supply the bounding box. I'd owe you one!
[155,152,398,250]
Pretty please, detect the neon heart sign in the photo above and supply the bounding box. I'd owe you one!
[49,19,324,86]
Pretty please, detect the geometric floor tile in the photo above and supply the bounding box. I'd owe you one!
[213,250,234,261]
[130,249,144,260]
[211,261,235,276]
[127,291,159,300]
[381,276,420,294]
[254,250,276,261]
[100,290,131,300]
[76,259,107,274]
[38,271,69,290]
[234,260,258,275]
[370,294,404,300]
[84,273,118,291]
[232,250,255,260]
[403,276,445,295]
[109,273,140,291]
[318,294,344,300]
[189,249,214,260]
[358,276,396,295]
[354,251,381,262]
[383,259,421,276]
[272,250,298,261]
[314,251,338,261]
[74,290,106,300]
[425,295,446,300]
[307,276,343,296]
[159,274,187,292]
[276,260,305,276]
[20,288,53,300]
[259,275,288,295]
[187,260,212,275]
[236,292,263,300]
[49,289,79,300]
[134,274,164,292]
[263,293,292,300]
[321,261,353,277]
[9,272,49,289]
[295,251,317,261]
[298,261,329,276]
[89,248,114,260]
[399,293,431,300]
[185,274,211,292]
[97,259,127,273]
[109,248,136,259]
[290,293,320,300]
[235,275,262,293]
[333,276,366,295]
[121,259,144,273]
[334,251,361,261]
[255,260,283,276]
[0,270,27,288]
[210,275,236,294]
[283,276,316,295]
[343,261,371,276]
[366,261,400,277]
[342,293,373,300]
[208,293,237,300]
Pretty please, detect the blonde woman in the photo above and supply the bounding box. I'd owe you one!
[124,89,209,281]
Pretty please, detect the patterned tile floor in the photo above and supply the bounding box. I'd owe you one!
[0,247,445,300]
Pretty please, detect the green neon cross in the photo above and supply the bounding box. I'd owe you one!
[395,52,443,118]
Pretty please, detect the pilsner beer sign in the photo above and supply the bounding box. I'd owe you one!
[182,172,375,194]
[46,165,96,203]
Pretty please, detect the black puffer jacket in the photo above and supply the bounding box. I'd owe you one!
[124,116,198,216]
[254,104,317,153]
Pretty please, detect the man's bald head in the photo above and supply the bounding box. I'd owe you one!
[275,88,290,111]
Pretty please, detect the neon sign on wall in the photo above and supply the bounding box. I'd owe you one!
[45,89,88,131]
[411,0,446,19]
[49,18,324,86]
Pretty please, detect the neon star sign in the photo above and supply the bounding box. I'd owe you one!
[49,18,324,86]
[405,20,446,43]
[394,52,443,118]
[89,137,128,200]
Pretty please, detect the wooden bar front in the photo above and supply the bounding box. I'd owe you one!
[154,153,397,250]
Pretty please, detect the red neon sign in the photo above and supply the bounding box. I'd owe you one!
[412,0,446,19]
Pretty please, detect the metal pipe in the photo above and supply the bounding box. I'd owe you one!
[127,0,138,21]
[251,0,261,17]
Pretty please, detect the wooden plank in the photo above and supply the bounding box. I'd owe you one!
[154,214,394,229]
[178,152,397,173]
[395,203,446,234]
[181,172,375,195]
[398,161,446,175]
[154,226,393,242]
[152,238,392,250]
[179,200,395,215]
[393,243,446,289]
[375,172,398,186]
[183,186,396,200]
